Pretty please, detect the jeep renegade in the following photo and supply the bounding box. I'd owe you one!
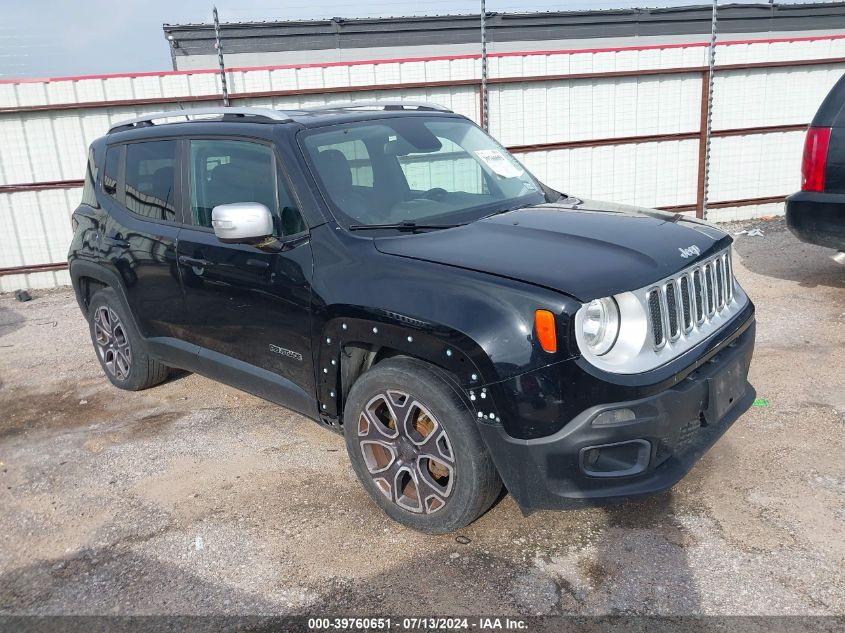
[68,102,756,533]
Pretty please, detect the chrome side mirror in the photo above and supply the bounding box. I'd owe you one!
[211,202,274,243]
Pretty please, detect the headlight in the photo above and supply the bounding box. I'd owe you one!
[580,297,620,356]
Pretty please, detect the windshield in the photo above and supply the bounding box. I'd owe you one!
[301,116,546,228]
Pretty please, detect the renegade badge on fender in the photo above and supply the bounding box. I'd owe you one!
[69,102,756,533]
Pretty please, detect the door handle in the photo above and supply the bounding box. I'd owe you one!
[245,258,269,269]
[178,255,213,268]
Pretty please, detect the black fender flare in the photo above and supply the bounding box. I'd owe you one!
[314,314,502,424]
[68,258,132,319]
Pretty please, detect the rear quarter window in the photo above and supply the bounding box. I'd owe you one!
[80,148,99,208]
[124,140,177,222]
[102,146,120,198]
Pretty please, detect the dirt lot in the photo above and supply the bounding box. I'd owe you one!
[0,218,843,616]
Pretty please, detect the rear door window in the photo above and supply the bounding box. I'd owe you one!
[124,140,177,222]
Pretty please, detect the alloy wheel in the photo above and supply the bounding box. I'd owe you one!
[93,306,132,381]
[357,390,455,514]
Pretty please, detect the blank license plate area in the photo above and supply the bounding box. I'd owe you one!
[706,356,747,423]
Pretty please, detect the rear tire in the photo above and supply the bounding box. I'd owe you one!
[343,356,502,534]
[87,287,169,391]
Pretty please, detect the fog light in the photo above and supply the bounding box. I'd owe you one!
[591,407,636,427]
[579,439,651,477]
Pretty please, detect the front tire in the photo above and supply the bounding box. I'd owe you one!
[87,288,169,391]
[343,357,502,534]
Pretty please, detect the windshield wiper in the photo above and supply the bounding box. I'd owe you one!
[482,201,536,220]
[348,220,462,232]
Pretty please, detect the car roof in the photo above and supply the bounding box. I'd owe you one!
[289,107,463,129]
[105,102,464,138]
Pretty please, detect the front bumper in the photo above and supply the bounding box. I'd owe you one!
[479,314,756,511]
[786,191,845,251]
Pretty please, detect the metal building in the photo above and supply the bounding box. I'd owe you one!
[163,3,845,70]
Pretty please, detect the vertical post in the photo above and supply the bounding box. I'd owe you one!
[698,0,718,219]
[480,0,489,131]
[213,6,229,107]
[696,71,711,220]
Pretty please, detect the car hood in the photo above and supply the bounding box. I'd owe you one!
[373,198,731,302]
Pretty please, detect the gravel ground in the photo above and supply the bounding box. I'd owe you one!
[0,217,842,616]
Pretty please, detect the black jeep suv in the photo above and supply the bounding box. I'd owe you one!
[69,102,756,533]
[786,73,845,254]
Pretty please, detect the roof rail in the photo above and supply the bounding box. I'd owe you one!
[108,107,291,133]
[305,100,452,113]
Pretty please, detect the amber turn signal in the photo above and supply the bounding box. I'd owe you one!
[535,309,557,353]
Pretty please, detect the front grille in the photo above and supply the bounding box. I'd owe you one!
[705,263,715,315]
[648,290,664,347]
[692,269,704,322]
[665,283,680,340]
[715,258,725,309]
[725,252,734,302]
[680,276,692,331]
[646,249,735,351]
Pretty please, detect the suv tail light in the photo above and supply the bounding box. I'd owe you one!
[801,126,831,192]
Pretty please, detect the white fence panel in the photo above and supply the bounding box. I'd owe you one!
[0,269,70,293]
[238,86,480,121]
[717,35,845,66]
[0,188,77,266]
[712,64,845,129]
[707,201,786,223]
[708,131,804,203]
[519,139,698,209]
[0,186,78,291]
[0,35,836,110]
[490,74,702,147]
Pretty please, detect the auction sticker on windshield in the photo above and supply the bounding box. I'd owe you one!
[475,149,524,178]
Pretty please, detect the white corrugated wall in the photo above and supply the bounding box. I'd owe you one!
[1,35,844,291]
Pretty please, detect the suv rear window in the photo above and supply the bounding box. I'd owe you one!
[125,141,177,222]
